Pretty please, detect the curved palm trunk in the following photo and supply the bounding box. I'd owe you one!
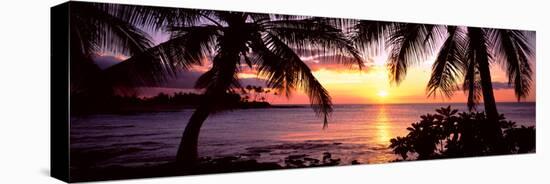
[175,19,244,165]
[176,105,210,166]
[468,27,499,120]
[468,27,505,154]
[477,55,506,152]
[477,58,499,121]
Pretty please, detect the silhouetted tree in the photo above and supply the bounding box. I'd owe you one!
[254,86,264,102]
[389,106,535,160]
[389,136,410,160]
[263,89,271,102]
[354,22,534,152]
[126,11,365,166]
[67,2,166,115]
[69,2,165,93]
[352,22,534,121]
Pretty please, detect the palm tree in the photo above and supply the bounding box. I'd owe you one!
[353,21,534,153]
[127,11,365,166]
[68,2,155,97]
[68,2,211,99]
[353,21,534,121]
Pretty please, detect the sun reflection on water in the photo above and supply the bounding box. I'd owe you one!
[375,106,391,145]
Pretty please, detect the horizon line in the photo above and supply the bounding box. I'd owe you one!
[270,101,536,106]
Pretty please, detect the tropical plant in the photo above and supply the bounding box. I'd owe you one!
[389,136,410,160]
[352,22,535,123]
[124,10,365,166]
[389,106,535,160]
[68,2,156,97]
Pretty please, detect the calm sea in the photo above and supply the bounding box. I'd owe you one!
[70,103,535,168]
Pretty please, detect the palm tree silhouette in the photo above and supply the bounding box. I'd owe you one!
[353,21,534,121]
[126,10,365,166]
[68,2,156,97]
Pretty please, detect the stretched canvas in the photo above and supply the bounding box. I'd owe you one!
[51,1,536,182]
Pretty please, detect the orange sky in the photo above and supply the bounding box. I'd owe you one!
[133,52,536,105]
[126,25,537,105]
[262,55,537,105]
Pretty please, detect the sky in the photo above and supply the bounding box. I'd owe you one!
[267,54,537,104]
[96,21,536,105]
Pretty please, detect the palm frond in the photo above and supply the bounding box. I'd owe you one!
[167,25,220,70]
[96,2,211,31]
[351,20,397,55]
[105,25,219,88]
[311,17,358,32]
[251,33,333,127]
[487,29,534,101]
[249,35,292,96]
[387,23,437,84]
[265,18,364,69]
[423,24,445,48]
[427,26,466,98]
[464,27,491,111]
[246,13,273,24]
[71,2,154,57]
[213,11,248,26]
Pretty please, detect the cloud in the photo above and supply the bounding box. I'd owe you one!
[160,69,269,89]
[458,81,514,91]
[96,51,373,93]
[491,81,514,90]
[302,55,371,72]
[157,54,368,90]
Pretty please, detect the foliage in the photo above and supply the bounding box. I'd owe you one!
[71,92,244,114]
[389,106,535,160]
[68,2,160,96]
[353,22,535,111]
[240,85,273,102]
[124,12,366,128]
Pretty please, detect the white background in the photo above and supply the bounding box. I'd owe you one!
[0,0,548,183]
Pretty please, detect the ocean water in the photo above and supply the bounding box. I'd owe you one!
[70,103,535,168]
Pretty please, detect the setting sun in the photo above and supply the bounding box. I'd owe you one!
[377,90,389,98]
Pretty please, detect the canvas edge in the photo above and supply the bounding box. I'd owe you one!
[51,1,71,183]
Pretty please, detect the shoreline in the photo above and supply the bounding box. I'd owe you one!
[70,102,535,116]
[70,152,353,182]
[69,151,535,182]
[71,103,308,115]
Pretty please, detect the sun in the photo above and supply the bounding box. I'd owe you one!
[377,90,389,98]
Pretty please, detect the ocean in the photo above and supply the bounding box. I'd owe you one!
[70,103,535,168]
